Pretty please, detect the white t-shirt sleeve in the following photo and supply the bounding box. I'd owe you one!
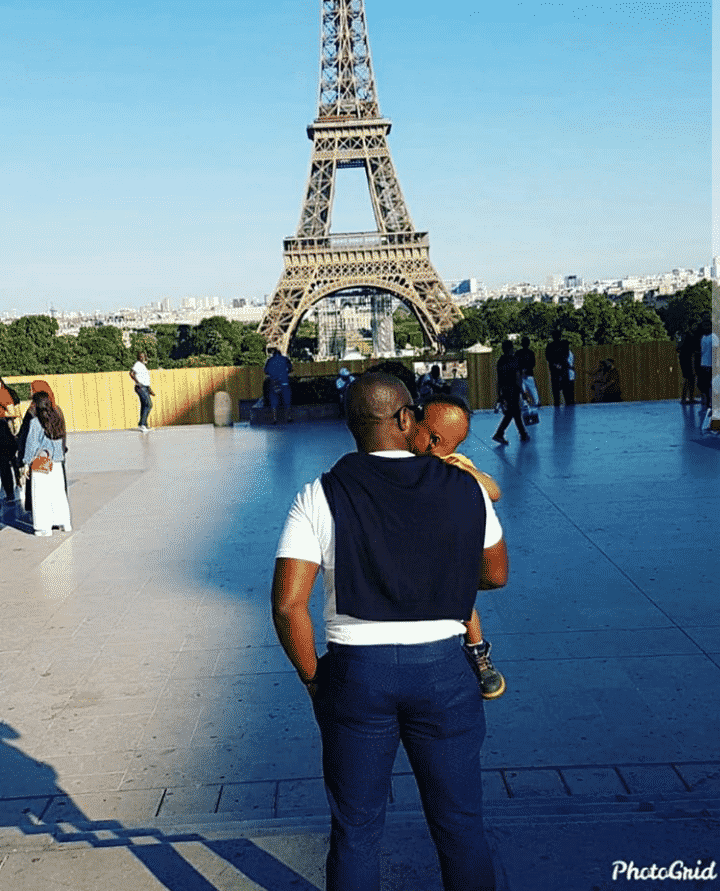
[480,483,503,548]
[275,480,325,565]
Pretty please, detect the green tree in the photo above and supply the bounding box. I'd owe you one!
[393,308,424,350]
[193,317,234,357]
[234,326,266,366]
[75,325,130,372]
[446,309,489,350]
[46,335,80,374]
[289,319,317,359]
[3,315,59,373]
[614,297,668,343]
[151,324,180,365]
[129,332,159,366]
[658,279,711,339]
[475,299,522,346]
[574,292,619,345]
[517,302,560,342]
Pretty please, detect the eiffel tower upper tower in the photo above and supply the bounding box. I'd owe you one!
[258,0,462,354]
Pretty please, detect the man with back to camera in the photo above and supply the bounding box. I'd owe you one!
[264,346,293,423]
[271,372,508,891]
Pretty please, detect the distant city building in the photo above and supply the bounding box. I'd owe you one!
[1,263,711,337]
[451,278,477,295]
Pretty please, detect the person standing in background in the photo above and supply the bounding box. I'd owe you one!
[20,392,71,536]
[677,330,698,404]
[264,347,293,424]
[129,352,155,432]
[698,318,718,409]
[16,381,68,515]
[0,377,19,505]
[545,330,575,406]
[516,336,540,408]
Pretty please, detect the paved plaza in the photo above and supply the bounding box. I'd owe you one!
[0,400,718,890]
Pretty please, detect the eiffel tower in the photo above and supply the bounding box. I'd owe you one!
[259,0,462,354]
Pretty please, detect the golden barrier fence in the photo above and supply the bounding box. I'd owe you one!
[5,367,266,433]
[466,341,683,409]
[4,360,375,433]
[6,342,681,432]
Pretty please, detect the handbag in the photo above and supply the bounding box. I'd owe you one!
[30,449,53,474]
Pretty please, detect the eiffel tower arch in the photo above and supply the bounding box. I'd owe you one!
[259,0,462,355]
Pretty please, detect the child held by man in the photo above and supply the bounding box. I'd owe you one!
[410,394,506,699]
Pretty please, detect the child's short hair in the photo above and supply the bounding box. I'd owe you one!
[421,393,471,421]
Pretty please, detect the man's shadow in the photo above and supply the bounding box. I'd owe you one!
[0,723,320,891]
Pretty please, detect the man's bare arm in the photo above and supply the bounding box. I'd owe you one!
[271,557,320,683]
[479,538,508,590]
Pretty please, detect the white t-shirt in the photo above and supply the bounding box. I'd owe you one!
[132,361,151,387]
[276,450,504,646]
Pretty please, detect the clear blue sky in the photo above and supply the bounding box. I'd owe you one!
[0,0,711,316]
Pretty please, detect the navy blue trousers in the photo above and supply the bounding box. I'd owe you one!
[313,636,495,891]
[136,385,153,427]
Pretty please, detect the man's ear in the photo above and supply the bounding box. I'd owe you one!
[397,405,415,435]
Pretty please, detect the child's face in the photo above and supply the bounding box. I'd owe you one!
[412,404,469,458]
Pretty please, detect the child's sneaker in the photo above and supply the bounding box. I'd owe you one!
[463,641,507,699]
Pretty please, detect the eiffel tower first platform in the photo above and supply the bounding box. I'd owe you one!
[258,0,463,354]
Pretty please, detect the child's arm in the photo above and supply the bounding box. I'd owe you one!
[442,452,502,502]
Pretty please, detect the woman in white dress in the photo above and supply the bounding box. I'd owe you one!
[21,392,71,537]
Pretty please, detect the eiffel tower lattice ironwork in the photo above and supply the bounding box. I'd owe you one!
[259,0,462,354]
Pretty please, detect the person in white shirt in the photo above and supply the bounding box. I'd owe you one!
[129,352,155,432]
[698,318,719,408]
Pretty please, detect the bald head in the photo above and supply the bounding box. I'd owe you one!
[346,372,415,452]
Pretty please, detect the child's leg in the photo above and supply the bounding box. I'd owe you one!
[463,609,484,645]
[463,610,506,700]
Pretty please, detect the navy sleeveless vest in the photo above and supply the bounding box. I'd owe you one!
[321,452,486,622]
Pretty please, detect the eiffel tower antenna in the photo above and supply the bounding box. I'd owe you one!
[259,0,462,354]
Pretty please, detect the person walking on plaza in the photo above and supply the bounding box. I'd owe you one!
[545,329,575,406]
[492,339,530,444]
[272,372,507,891]
[677,329,698,404]
[129,352,155,432]
[264,347,293,423]
[20,392,71,536]
[516,336,540,408]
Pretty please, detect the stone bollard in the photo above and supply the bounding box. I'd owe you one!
[213,391,233,427]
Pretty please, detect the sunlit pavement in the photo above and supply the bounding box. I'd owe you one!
[0,401,718,890]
